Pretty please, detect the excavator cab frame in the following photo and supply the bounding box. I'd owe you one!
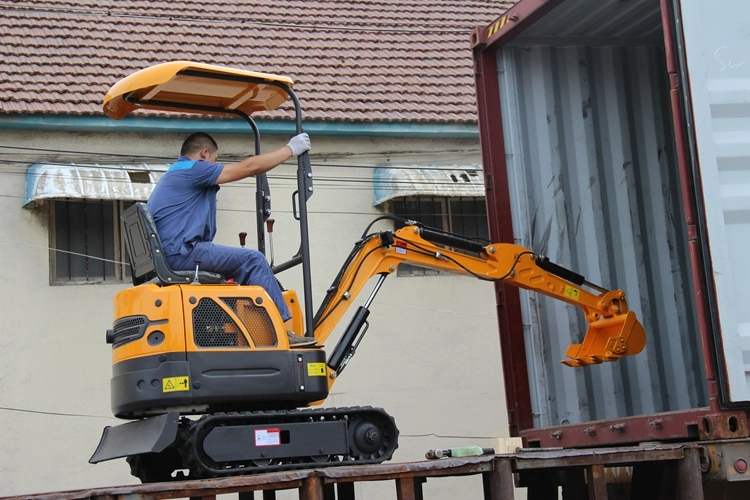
[104,61,317,338]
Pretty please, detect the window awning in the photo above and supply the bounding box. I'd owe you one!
[373,166,485,206]
[23,163,169,207]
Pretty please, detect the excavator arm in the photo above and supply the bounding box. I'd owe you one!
[312,222,646,370]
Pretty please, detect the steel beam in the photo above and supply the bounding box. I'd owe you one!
[675,448,705,500]
[395,478,418,500]
[300,477,324,500]
[5,445,719,500]
[483,459,515,499]
[586,465,607,500]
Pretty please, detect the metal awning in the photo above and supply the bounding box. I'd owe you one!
[23,163,169,207]
[373,166,485,206]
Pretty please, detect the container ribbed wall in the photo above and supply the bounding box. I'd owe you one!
[496,43,708,428]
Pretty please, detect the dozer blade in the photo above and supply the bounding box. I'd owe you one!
[89,411,179,464]
[562,311,646,367]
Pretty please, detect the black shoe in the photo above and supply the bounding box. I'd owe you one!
[286,330,318,347]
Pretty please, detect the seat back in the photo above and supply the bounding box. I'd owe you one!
[121,203,224,286]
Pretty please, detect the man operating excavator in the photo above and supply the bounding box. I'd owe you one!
[147,131,316,347]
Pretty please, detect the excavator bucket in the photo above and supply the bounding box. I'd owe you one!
[562,311,646,367]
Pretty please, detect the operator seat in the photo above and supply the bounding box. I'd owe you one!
[121,202,225,286]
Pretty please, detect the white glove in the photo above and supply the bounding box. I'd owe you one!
[286,133,311,157]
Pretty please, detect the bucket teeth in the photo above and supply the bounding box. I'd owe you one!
[561,311,646,367]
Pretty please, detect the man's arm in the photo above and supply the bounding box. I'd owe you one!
[214,133,310,185]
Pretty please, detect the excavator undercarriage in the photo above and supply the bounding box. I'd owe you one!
[115,407,398,482]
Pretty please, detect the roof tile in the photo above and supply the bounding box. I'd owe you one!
[0,0,513,123]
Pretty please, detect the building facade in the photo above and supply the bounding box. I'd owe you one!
[0,1,516,496]
[0,124,512,497]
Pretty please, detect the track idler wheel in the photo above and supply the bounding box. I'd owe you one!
[349,414,394,461]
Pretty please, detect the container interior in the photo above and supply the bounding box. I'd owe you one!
[495,0,708,428]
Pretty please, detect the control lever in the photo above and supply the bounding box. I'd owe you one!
[192,258,202,284]
[239,231,247,248]
[266,218,275,266]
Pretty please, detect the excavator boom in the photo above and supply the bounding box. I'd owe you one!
[313,222,646,368]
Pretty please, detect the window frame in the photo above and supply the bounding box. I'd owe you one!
[48,199,131,285]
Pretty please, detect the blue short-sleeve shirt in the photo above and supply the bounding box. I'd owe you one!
[147,156,225,256]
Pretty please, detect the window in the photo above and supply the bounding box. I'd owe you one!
[391,196,489,276]
[49,200,131,284]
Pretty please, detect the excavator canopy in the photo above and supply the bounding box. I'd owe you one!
[103,61,294,120]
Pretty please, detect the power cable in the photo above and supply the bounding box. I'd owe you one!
[0,405,501,438]
[0,172,486,197]
[0,144,482,165]
[0,196,489,221]
[400,433,501,440]
[0,406,111,420]
[0,170,483,194]
[0,238,130,265]
[0,144,174,160]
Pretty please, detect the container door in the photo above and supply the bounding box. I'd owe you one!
[680,0,750,402]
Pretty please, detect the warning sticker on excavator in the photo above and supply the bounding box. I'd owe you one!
[255,428,281,447]
[564,285,580,301]
[307,362,326,377]
[396,241,407,255]
[162,376,190,393]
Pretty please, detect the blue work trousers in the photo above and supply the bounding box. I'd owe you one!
[168,242,292,322]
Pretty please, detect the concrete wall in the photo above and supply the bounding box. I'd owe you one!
[0,128,510,497]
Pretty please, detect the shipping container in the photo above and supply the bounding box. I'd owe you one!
[472,0,750,449]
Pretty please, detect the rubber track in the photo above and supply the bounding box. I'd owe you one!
[181,406,399,478]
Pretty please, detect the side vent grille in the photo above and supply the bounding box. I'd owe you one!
[192,298,249,348]
[112,316,148,347]
[222,298,277,347]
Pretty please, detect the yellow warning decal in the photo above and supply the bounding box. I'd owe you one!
[564,285,581,301]
[487,15,509,38]
[163,376,190,393]
[307,363,326,377]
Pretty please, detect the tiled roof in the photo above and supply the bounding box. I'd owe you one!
[0,1,513,124]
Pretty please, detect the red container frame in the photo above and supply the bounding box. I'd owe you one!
[470,0,750,448]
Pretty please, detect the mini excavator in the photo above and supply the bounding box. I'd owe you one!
[89,62,647,482]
